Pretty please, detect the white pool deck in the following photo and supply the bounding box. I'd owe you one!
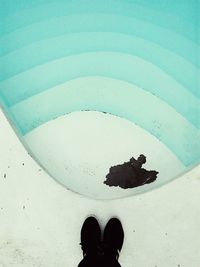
[24,111,185,200]
[0,109,200,267]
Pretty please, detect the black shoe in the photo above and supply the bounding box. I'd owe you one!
[80,216,101,258]
[103,218,124,261]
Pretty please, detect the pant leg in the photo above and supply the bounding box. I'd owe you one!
[103,260,121,267]
[78,256,103,267]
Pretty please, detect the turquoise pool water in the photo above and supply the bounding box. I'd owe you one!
[0,1,199,178]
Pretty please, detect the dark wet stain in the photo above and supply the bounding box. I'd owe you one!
[23,205,25,209]
[3,173,6,178]
[104,154,158,189]
[22,163,25,166]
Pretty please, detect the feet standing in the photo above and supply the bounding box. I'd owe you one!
[78,216,124,267]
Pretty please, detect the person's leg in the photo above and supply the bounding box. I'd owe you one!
[103,218,124,267]
[77,216,102,267]
[78,257,101,267]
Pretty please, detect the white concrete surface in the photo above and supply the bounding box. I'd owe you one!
[24,111,184,200]
[0,108,200,267]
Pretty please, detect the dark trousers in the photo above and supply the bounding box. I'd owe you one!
[78,255,121,267]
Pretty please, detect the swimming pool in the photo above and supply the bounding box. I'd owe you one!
[0,0,199,199]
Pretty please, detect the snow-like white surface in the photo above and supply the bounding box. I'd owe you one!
[24,111,184,199]
[0,108,200,266]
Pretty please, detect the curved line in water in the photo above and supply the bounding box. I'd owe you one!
[0,32,199,97]
[1,14,199,67]
[0,52,199,128]
[1,0,197,43]
[9,76,200,166]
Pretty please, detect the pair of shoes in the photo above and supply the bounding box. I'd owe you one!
[80,216,124,265]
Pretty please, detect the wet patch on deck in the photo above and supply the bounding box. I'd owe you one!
[104,154,159,189]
